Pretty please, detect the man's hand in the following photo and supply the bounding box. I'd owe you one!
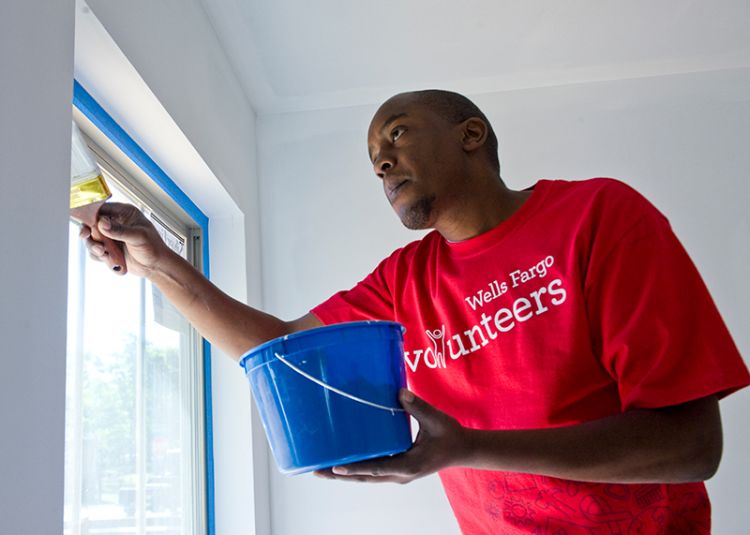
[80,202,170,278]
[314,389,471,484]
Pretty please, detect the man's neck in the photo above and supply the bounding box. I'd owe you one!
[435,179,532,243]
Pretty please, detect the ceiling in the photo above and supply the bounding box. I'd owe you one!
[198,0,750,115]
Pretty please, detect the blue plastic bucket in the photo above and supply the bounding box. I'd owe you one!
[239,321,412,475]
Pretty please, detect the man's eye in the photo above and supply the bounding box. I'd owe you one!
[391,127,405,142]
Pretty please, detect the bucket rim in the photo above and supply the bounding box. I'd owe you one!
[238,320,405,369]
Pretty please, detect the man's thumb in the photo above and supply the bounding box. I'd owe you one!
[399,389,439,423]
[97,215,137,243]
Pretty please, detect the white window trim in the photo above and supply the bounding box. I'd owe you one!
[64,120,208,535]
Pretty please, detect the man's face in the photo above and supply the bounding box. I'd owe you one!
[367,96,465,230]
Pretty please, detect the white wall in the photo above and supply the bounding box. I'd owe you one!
[257,68,750,534]
[0,1,75,533]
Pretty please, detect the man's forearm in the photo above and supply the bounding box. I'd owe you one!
[147,248,290,359]
[462,395,722,484]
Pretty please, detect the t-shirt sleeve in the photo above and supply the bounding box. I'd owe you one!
[584,200,749,412]
[311,252,399,326]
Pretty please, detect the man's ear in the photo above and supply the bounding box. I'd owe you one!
[460,117,488,154]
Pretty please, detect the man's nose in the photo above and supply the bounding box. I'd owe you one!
[373,153,394,179]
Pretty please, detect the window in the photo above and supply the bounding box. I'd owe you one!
[64,100,211,535]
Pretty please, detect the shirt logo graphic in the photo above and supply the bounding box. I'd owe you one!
[404,325,446,372]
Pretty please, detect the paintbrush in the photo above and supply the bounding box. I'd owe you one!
[69,121,127,274]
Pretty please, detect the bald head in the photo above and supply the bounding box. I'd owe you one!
[380,90,500,174]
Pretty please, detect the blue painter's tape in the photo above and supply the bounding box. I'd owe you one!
[72,81,209,231]
[203,338,215,534]
[73,80,215,535]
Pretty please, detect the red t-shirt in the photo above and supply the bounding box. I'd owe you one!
[311,178,750,534]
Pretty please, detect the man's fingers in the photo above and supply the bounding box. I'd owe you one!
[97,201,139,218]
[85,236,126,274]
[96,202,149,243]
[341,475,405,484]
[77,203,140,275]
[317,470,407,484]
[399,388,441,423]
[332,453,419,479]
[84,236,105,257]
[81,225,112,266]
[97,215,145,245]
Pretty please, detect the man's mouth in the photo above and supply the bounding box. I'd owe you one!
[387,179,409,200]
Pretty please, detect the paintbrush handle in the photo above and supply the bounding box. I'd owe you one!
[90,224,128,274]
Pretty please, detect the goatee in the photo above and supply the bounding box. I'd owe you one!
[400,195,436,230]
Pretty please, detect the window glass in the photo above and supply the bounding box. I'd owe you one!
[64,167,203,535]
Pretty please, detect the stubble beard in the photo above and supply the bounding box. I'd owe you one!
[399,195,437,230]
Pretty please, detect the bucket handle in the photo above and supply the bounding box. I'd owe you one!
[273,353,405,413]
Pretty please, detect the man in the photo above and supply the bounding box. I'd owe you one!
[83,90,749,533]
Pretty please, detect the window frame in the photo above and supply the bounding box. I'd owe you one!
[72,80,216,535]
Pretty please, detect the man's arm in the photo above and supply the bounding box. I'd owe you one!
[317,390,722,485]
[141,247,321,359]
[82,202,322,359]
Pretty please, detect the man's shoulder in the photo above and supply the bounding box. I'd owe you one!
[384,231,441,264]
[545,177,664,221]
[548,177,642,198]
[373,232,446,282]
[539,177,672,257]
